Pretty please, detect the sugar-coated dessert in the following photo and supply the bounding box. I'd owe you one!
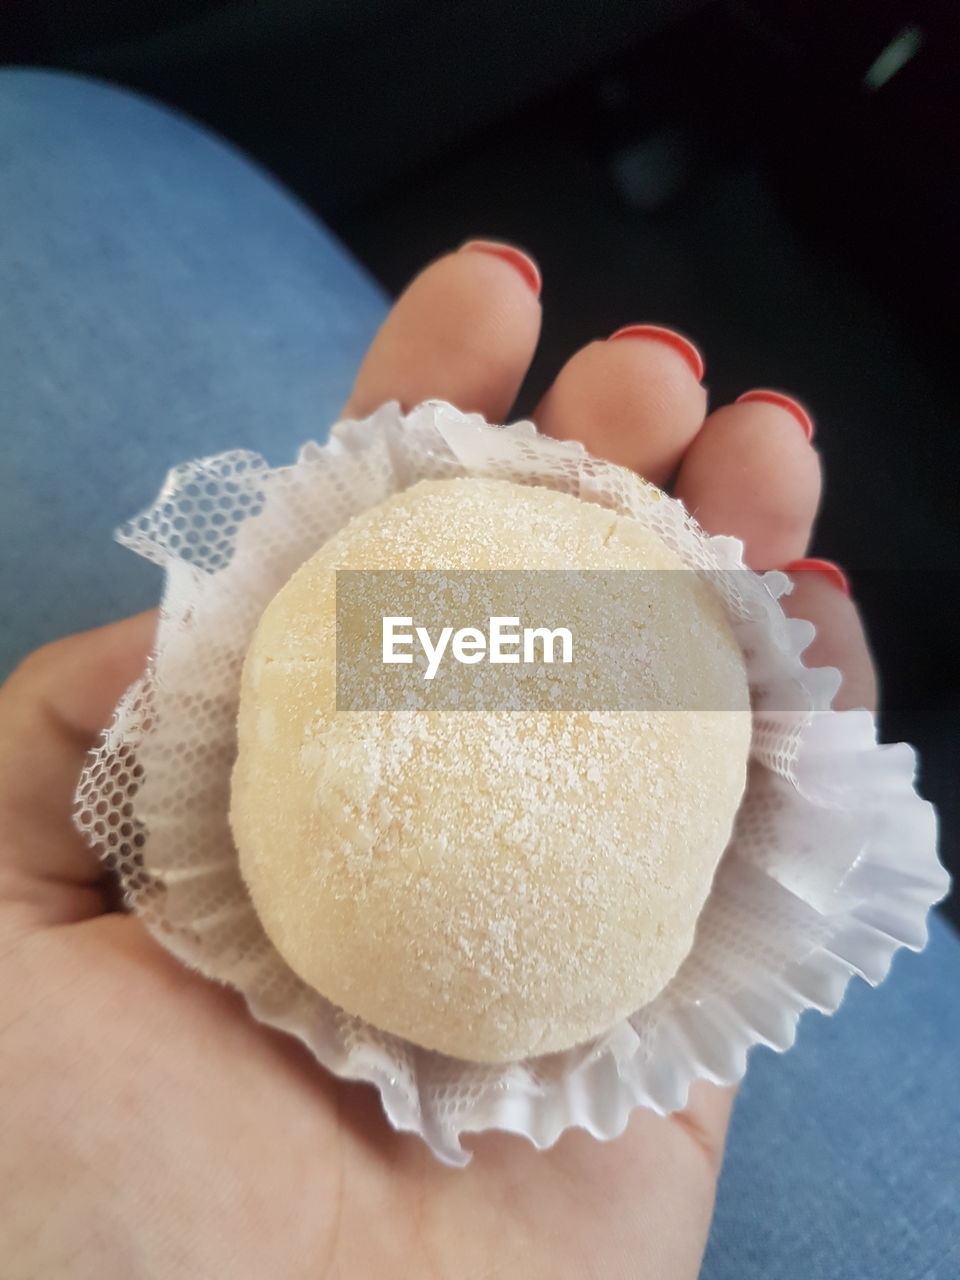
[230,477,751,1062]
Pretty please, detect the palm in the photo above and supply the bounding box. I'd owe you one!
[4,909,719,1279]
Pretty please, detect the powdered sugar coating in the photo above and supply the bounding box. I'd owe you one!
[232,478,751,1061]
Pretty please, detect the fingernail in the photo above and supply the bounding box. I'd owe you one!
[783,558,850,596]
[459,240,542,296]
[607,324,705,382]
[736,389,815,442]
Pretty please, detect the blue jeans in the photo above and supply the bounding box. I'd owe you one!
[1,69,957,1279]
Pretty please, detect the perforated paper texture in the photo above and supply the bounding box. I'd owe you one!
[75,402,949,1166]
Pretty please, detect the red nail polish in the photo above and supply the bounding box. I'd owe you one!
[783,558,850,595]
[736,389,815,442]
[459,240,542,296]
[607,324,705,383]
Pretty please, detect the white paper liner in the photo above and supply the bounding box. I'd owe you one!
[74,400,949,1166]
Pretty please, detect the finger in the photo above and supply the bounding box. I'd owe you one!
[0,612,157,900]
[343,241,542,423]
[780,563,878,712]
[674,390,821,569]
[534,325,707,488]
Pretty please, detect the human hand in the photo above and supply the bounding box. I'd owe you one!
[0,243,877,1279]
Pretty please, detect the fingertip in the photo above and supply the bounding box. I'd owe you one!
[535,334,707,486]
[781,569,878,712]
[343,246,542,422]
[783,558,850,597]
[735,389,815,442]
[608,324,705,384]
[675,400,822,569]
[458,239,542,297]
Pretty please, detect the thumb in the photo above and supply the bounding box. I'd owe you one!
[0,612,156,922]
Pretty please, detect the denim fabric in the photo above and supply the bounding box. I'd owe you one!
[1,67,957,1279]
[703,912,960,1280]
[0,68,386,672]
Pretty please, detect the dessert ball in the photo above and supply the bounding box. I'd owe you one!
[230,477,751,1062]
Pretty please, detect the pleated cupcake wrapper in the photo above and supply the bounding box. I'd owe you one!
[74,401,949,1166]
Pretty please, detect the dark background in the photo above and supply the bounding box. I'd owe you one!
[2,0,958,923]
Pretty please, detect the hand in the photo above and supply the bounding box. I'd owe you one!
[0,244,877,1279]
